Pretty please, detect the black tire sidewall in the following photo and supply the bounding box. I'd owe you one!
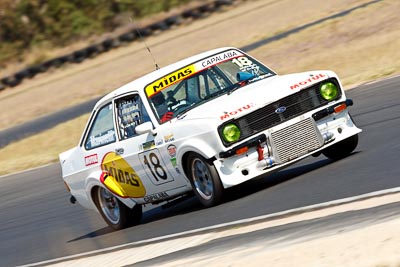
[94,187,142,230]
[322,134,359,160]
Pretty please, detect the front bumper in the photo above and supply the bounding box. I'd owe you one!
[214,101,361,188]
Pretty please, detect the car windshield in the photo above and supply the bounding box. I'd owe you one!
[145,49,275,123]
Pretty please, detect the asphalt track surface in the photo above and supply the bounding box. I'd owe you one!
[1,76,400,266]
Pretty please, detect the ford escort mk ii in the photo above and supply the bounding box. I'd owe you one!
[59,47,361,229]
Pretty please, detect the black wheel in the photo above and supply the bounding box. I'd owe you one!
[95,187,142,230]
[322,134,359,160]
[187,153,223,207]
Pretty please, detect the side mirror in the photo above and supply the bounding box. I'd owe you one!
[136,122,156,135]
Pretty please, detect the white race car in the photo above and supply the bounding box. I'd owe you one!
[60,47,361,230]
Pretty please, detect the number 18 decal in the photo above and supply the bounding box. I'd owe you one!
[139,149,174,185]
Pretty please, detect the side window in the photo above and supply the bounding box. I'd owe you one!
[85,103,116,150]
[116,94,150,140]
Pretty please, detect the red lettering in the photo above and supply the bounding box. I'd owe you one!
[220,114,230,120]
[290,73,327,89]
[220,104,254,120]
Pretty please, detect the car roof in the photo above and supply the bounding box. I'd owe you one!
[93,46,240,109]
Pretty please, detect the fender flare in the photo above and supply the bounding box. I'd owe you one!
[176,138,218,177]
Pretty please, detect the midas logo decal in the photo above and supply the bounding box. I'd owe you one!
[290,73,326,90]
[100,152,146,198]
[145,65,195,97]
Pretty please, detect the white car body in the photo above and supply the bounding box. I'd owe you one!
[60,47,361,229]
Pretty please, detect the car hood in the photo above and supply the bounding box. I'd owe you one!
[178,70,335,122]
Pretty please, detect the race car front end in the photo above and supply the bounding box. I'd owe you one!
[213,72,362,188]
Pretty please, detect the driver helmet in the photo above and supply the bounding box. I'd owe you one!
[152,92,168,116]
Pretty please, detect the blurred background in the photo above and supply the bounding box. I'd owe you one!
[0,0,192,73]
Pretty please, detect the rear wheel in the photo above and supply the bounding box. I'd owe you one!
[95,187,142,230]
[187,153,223,207]
[322,134,359,160]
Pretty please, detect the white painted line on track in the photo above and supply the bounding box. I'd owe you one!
[19,187,400,267]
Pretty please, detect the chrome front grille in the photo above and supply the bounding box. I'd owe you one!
[270,118,323,163]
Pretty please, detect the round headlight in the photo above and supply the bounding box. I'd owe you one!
[320,82,338,101]
[222,123,241,143]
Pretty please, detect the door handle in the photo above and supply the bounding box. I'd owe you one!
[115,148,124,155]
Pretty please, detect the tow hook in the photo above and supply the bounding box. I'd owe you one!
[70,195,77,204]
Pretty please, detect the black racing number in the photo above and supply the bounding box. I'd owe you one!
[143,152,167,181]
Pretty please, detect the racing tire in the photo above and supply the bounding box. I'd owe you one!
[137,27,152,37]
[86,45,100,58]
[187,153,224,207]
[95,187,142,230]
[165,16,182,26]
[6,76,21,87]
[182,9,202,19]
[215,0,234,8]
[118,32,136,43]
[150,21,169,31]
[198,4,214,13]
[322,134,359,161]
[101,38,115,51]
[15,69,31,80]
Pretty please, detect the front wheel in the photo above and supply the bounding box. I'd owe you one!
[95,187,142,230]
[322,134,359,160]
[187,153,224,207]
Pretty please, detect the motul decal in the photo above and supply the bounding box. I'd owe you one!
[290,74,326,90]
